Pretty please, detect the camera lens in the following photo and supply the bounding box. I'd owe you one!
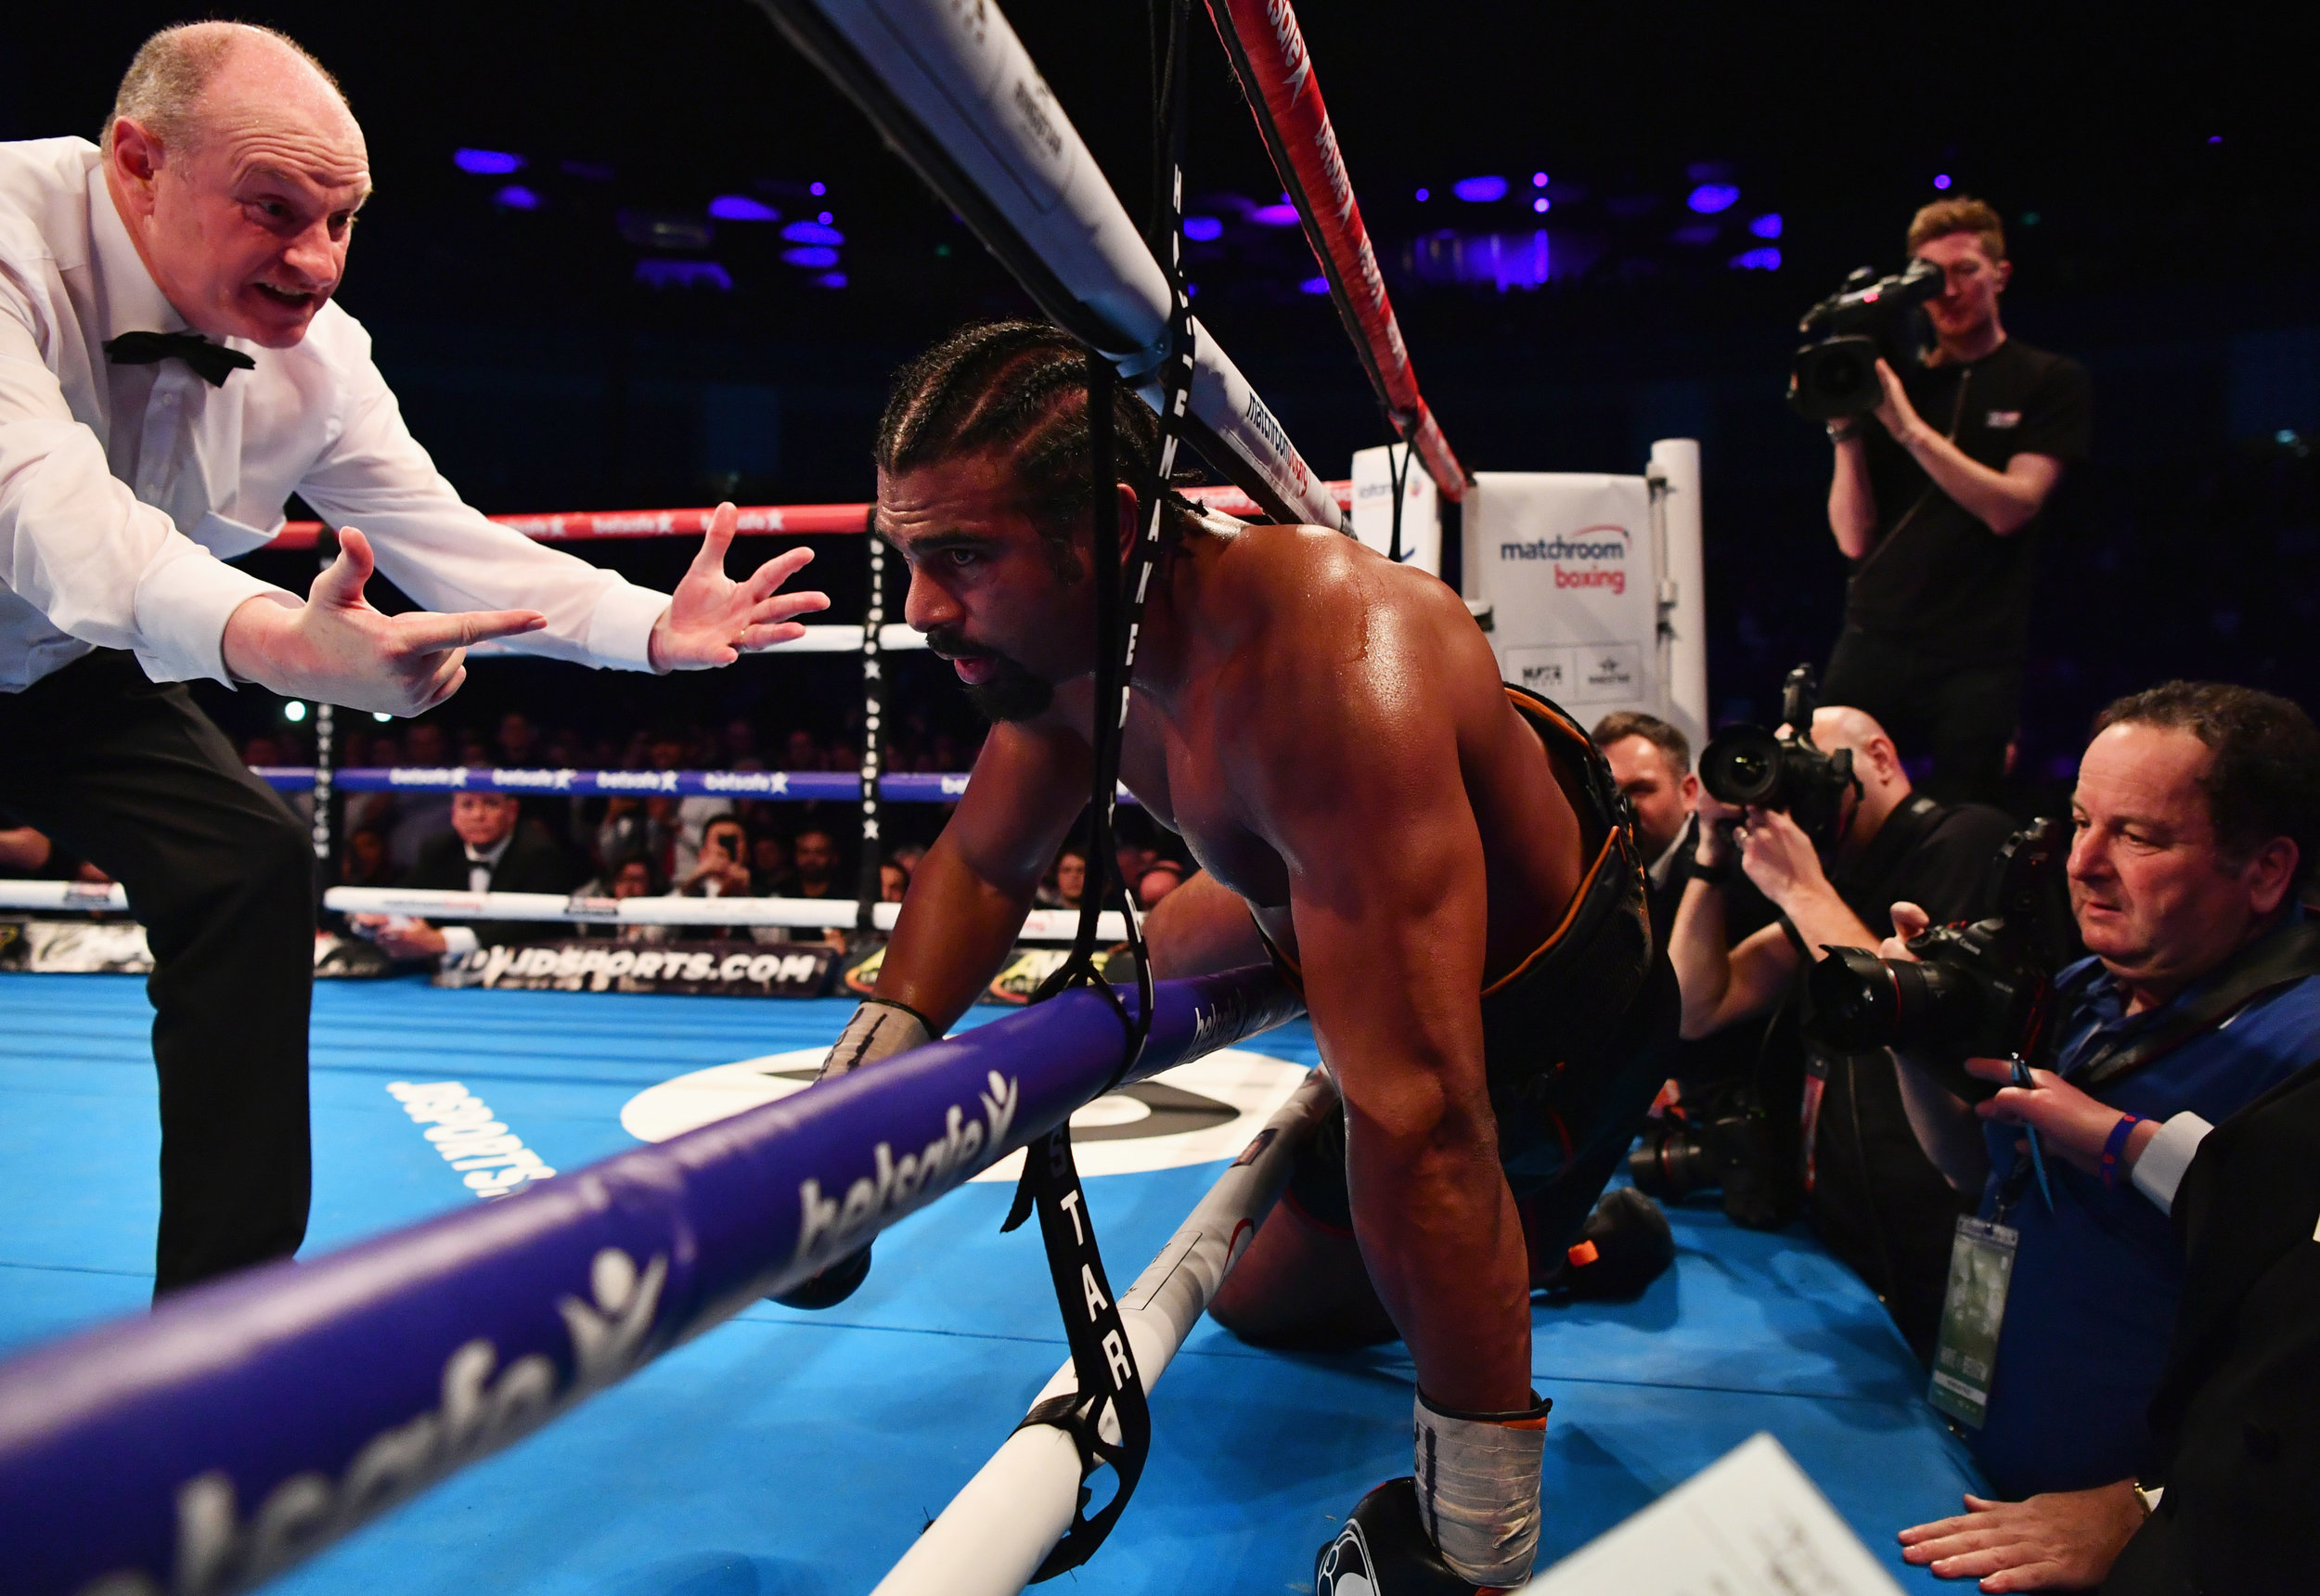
[1700,726,1784,807]
[1626,1126,1721,1199]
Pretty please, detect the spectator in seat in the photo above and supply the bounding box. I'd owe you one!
[680,816,755,900]
[791,826,848,945]
[387,723,456,872]
[495,711,539,767]
[1138,858,1186,907]
[880,859,909,904]
[353,790,576,958]
[340,827,391,887]
[750,830,796,896]
[1887,682,2320,1588]
[1038,847,1089,910]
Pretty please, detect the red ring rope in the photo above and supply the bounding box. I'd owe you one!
[1205,0,1467,502]
[266,482,1352,550]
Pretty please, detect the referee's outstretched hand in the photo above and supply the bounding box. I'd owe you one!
[220,527,547,715]
[646,501,831,671]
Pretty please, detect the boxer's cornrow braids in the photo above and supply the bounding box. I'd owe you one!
[875,320,1187,573]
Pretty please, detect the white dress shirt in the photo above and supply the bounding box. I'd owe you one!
[0,137,670,693]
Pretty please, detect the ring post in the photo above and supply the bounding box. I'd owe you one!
[870,1067,1339,1596]
[0,968,1301,1596]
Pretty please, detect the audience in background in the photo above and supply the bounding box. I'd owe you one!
[879,861,909,904]
[352,792,577,959]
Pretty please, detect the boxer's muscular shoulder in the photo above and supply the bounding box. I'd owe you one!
[1207,524,1495,719]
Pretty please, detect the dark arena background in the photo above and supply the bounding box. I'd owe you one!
[0,6,2314,1596]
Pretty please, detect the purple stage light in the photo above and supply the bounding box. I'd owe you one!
[781,220,844,246]
[1250,203,1300,225]
[1934,174,1953,189]
[454,148,523,175]
[1533,197,1550,214]
[1297,277,1330,295]
[817,272,848,290]
[1182,215,1224,241]
[1415,187,1430,201]
[634,260,732,290]
[1749,212,1783,238]
[809,181,826,196]
[708,195,780,222]
[492,185,541,212]
[818,211,833,225]
[1453,175,1509,203]
[1730,247,1781,271]
[781,246,840,269]
[1532,172,1549,187]
[1686,182,1740,214]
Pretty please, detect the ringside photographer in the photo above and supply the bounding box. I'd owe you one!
[1810,197,2093,804]
[1855,683,2320,1590]
[1597,711,1796,1229]
[1669,668,2017,1356]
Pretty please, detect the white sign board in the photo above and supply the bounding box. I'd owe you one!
[1349,443,1442,576]
[1466,470,1658,722]
[1521,1433,1906,1596]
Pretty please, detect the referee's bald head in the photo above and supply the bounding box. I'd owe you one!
[104,23,351,160]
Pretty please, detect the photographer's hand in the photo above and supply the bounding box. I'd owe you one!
[1871,359,2064,536]
[1965,1057,2160,1179]
[1879,900,1931,959]
[1871,358,1929,446]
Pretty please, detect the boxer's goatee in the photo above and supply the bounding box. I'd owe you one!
[923,626,1053,722]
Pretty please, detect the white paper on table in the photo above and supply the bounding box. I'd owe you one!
[1518,1432,1907,1596]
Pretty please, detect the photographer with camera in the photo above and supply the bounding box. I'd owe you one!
[1808,197,2092,805]
[1669,672,2017,1357]
[1597,712,1800,1227]
[1857,683,2320,1591]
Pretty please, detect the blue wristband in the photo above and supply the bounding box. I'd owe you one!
[2100,1114,2146,1191]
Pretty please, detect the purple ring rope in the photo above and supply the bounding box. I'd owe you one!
[248,766,1143,805]
[0,966,1299,1596]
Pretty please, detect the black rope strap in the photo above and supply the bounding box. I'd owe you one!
[853,507,887,943]
[1000,4,1197,1578]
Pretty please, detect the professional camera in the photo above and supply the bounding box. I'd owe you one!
[1698,665,1860,842]
[1803,817,2071,1100]
[1626,1082,1799,1230]
[1787,257,1945,420]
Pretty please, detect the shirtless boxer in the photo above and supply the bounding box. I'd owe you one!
[813,321,1675,1591]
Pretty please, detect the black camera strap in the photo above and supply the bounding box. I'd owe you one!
[2077,920,2320,1090]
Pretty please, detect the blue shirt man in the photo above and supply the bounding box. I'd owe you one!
[1968,913,2320,1494]
[1891,681,2320,1591]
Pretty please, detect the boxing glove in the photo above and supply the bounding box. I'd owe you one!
[769,998,934,1310]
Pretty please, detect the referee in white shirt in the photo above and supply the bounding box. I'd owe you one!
[0,23,828,1294]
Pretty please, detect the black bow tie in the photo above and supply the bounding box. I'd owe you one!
[103,330,256,388]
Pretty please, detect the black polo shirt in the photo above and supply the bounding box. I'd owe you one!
[1825,792,2021,938]
[1844,338,2092,663]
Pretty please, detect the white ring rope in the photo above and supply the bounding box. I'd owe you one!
[870,1067,1341,1596]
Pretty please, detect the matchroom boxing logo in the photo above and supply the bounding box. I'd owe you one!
[1498,521,1630,598]
[619,1048,1311,1181]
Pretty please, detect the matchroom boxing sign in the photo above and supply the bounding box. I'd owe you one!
[1466,470,1656,716]
[1459,448,1708,743]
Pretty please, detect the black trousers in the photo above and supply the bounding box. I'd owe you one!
[1822,627,2023,806]
[0,650,315,1294]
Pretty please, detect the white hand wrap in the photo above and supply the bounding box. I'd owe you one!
[1413,1388,1551,1588]
[820,998,934,1081]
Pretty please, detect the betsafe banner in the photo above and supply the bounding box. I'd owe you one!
[438,938,838,998]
